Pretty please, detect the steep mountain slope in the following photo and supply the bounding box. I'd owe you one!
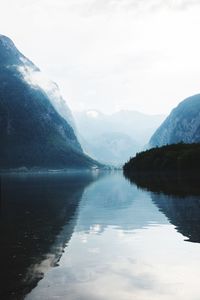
[149,94,200,147]
[0,34,99,170]
[74,109,165,165]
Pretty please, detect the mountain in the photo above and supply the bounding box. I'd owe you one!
[79,132,138,166]
[149,94,200,147]
[0,34,100,170]
[74,109,165,165]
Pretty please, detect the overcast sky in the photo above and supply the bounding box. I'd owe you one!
[1,0,200,114]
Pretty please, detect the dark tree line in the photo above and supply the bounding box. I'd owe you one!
[123,143,200,175]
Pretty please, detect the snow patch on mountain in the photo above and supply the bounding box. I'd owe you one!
[86,110,100,118]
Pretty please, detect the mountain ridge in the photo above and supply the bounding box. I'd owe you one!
[149,94,200,147]
[74,109,165,165]
[0,34,101,170]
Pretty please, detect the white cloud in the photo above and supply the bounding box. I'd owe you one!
[1,0,200,114]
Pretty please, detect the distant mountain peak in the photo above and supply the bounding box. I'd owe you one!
[0,34,14,46]
[0,34,27,66]
[86,110,100,118]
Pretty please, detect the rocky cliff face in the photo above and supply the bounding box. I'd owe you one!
[149,94,200,147]
[0,34,99,170]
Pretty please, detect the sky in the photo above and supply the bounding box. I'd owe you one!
[1,0,200,115]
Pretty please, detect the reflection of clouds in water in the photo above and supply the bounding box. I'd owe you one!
[42,243,173,299]
[76,173,167,234]
[88,247,100,254]
[25,174,200,300]
[89,224,102,234]
[57,226,200,300]
[111,260,171,294]
[80,233,88,243]
[79,225,102,244]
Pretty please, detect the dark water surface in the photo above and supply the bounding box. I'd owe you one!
[1,171,200,300]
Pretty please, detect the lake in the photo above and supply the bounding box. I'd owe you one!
[1,171,200,300]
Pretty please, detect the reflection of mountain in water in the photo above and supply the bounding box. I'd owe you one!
[152,194,200,243]
[124,172,200,196]
[125,172,200,243]
[0,172,96,300]
[76,173,166,234]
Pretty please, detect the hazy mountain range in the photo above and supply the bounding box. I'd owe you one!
[74,110,165,165]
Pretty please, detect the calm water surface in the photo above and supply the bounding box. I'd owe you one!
[1,171,200,300]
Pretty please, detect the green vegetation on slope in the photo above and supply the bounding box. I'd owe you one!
[123,143,200,174]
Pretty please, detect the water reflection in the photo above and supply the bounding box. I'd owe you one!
[26,173,170,300]
[3,172,200,300]
[26,172,200,300]
[76,173,166,233]
[0,172,97,300]
[126,172,200,243]
[124,172,200,196]
[152,193,200,243]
